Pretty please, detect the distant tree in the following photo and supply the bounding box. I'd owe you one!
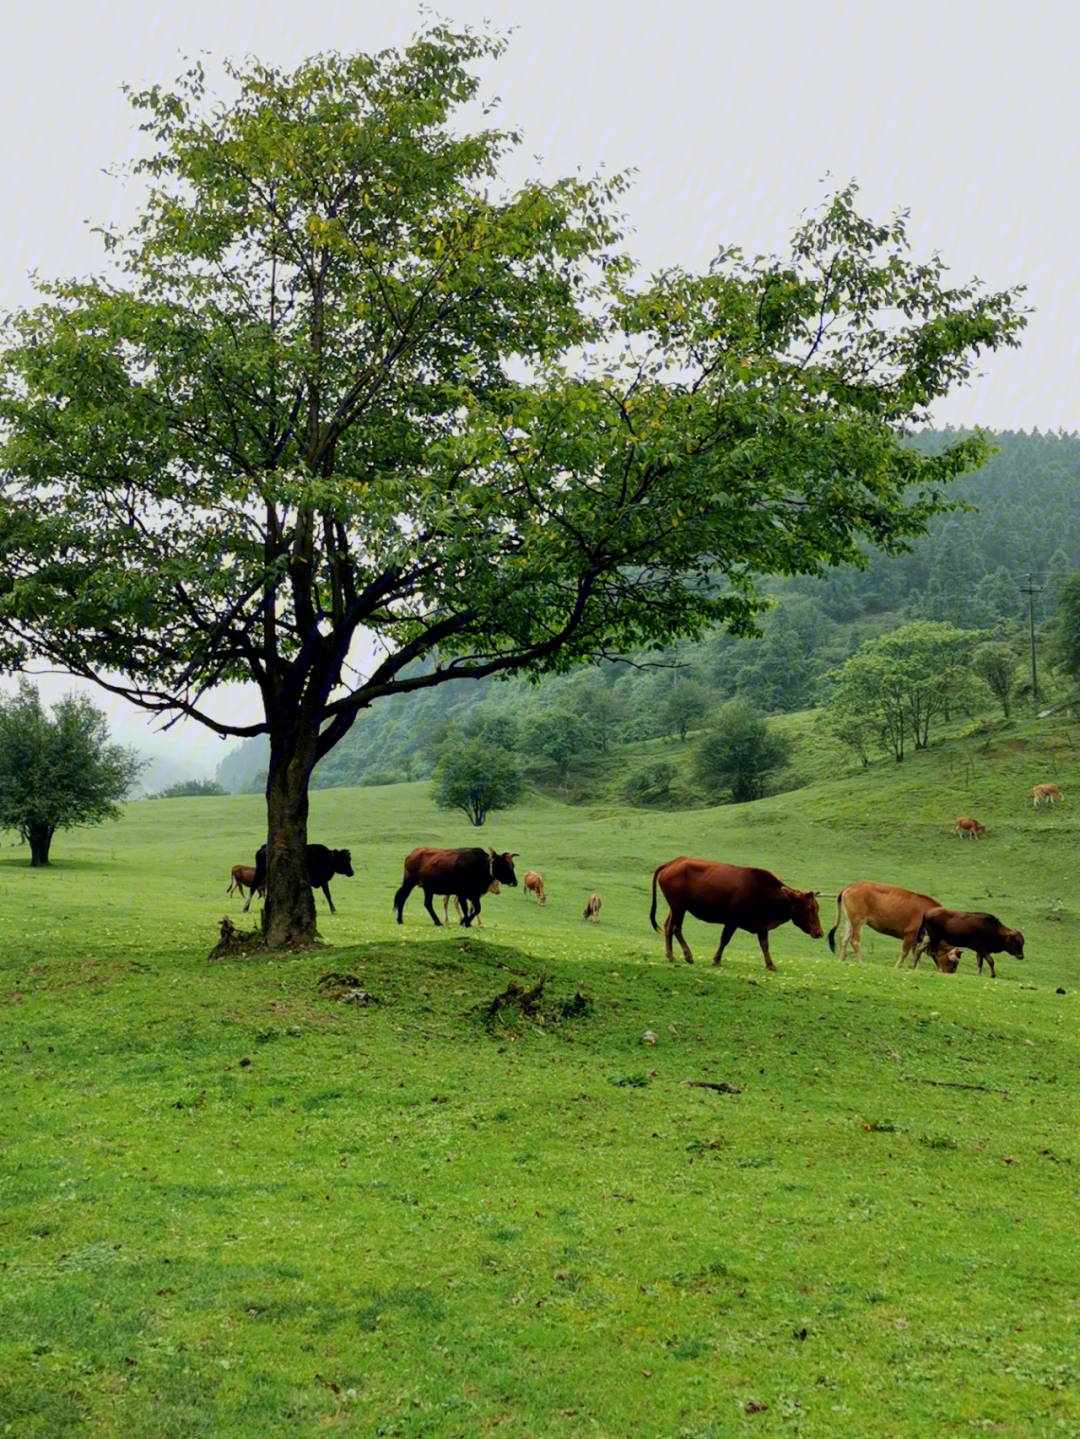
[824,621,978,762]
[695,700,791,803]
[524,710,599,789]
[430,738,525,827]
[972,640,1020,719]
[1051,569,1080,681]
[659,679,710,741]
[626,761,677,806]
[151,779,226,799]
[0,680,143,865]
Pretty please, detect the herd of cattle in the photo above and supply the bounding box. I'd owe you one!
[228,807,1039,978]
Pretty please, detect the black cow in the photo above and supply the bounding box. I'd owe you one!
[393,847,519,927]
[243,843,354,914]
[915,907,1024,978]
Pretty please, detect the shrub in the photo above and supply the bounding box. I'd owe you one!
[694,700,791,804]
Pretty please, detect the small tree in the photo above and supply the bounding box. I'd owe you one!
[0,680,142,864]
[524,710,599,789]
[973,640,1019,719]
[695,700,791,803]
[430,737,524,827]
[659,679,710,741]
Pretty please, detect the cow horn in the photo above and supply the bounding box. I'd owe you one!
[487,847,495,858]
[507,852,519,859]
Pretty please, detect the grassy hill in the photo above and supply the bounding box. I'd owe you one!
[3,717,1080,1435]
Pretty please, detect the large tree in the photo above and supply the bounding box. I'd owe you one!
[0,28,1024,944]
[0,680,142,865]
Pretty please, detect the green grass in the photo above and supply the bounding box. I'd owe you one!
[4,715,1080,1436]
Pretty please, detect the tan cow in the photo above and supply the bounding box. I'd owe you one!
[954,817,986,840]
[523,871,547,905]
[227,864,265,901]
[828,881,961,970]
[650,859,821,968]
[1033,784,1065,809]
[583,893,602,923]
[442,879,501,928]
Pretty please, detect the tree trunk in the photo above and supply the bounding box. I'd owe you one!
[261,724,320,948]
[28,822,54,866]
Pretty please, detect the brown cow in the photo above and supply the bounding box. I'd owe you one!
[954,817,986,839]
[828,881,962,970]
[442,879,501,928]
[1033,784,1065,809]
[227,864,265,901]
[394,847,518,927]
[583,893,601,922]
[915,907,1025,978]
[650,858,822,970]
[523,872,547,905]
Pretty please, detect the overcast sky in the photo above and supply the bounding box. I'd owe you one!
[4,0,1076,765]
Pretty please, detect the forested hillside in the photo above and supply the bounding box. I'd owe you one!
[216,429,1080,796]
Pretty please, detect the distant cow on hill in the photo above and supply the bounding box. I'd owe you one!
[828,881,961,971]
[523,871,547,905]
[394,847,519,927]
[442,879,501,928]
[954,817,986,840]
[583,893,601,922]
[650,858,822,970]
[227,864,264,901]
[915,907,1024,978]
[242,843,354,914]
[1033,784,1065,809]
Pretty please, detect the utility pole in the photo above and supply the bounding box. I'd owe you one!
[1020,573,1043,718]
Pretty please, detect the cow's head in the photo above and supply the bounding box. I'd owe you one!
[488,849,519,886]
[334,849,354,877]
[784,888,823,939]
[934,946,962,974]
[1005,929,1025,959]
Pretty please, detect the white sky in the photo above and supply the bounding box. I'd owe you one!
[4,0,1077,766]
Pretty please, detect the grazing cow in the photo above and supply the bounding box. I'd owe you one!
[583,893,601,922]
[650,858,822,970]
[954,817,986,840]
[915,907,1025,978]
[442,879,501,928]
[242,843,354,914]
[828,881,963,970]
[227,864,265,901]
[1034,784,1065,809]
[394,847,519,927]
[523,871,547,905]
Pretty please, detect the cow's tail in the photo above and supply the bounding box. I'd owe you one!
[916,915,930,947]
[827,887,846,954]
[649,865,664,932]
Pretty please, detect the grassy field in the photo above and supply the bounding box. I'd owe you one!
[4,714,1080,1437]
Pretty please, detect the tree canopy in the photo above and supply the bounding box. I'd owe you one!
[430,736,524,827]
[0,25,1026,944]
[0,680,142,864]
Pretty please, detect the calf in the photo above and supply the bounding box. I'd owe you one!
[523,871,547,905]
[227,864,265,901]
[650,858,823,970]
[954,817,986,840]
[915,907,1024,978]
[1033,784,1065,809]
[242,843,354,914]
[583,893,601,923]
[442,879,501,928]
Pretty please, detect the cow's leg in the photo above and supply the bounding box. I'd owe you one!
[422,887,442,926]
[393,877,416,924]
[755,931,778,972]
[981,952,996,978]
[711,921,740,967]
[898,927,918,969]
[321,883,336,915]
[850,919,866,964]
[664,908,693,963]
